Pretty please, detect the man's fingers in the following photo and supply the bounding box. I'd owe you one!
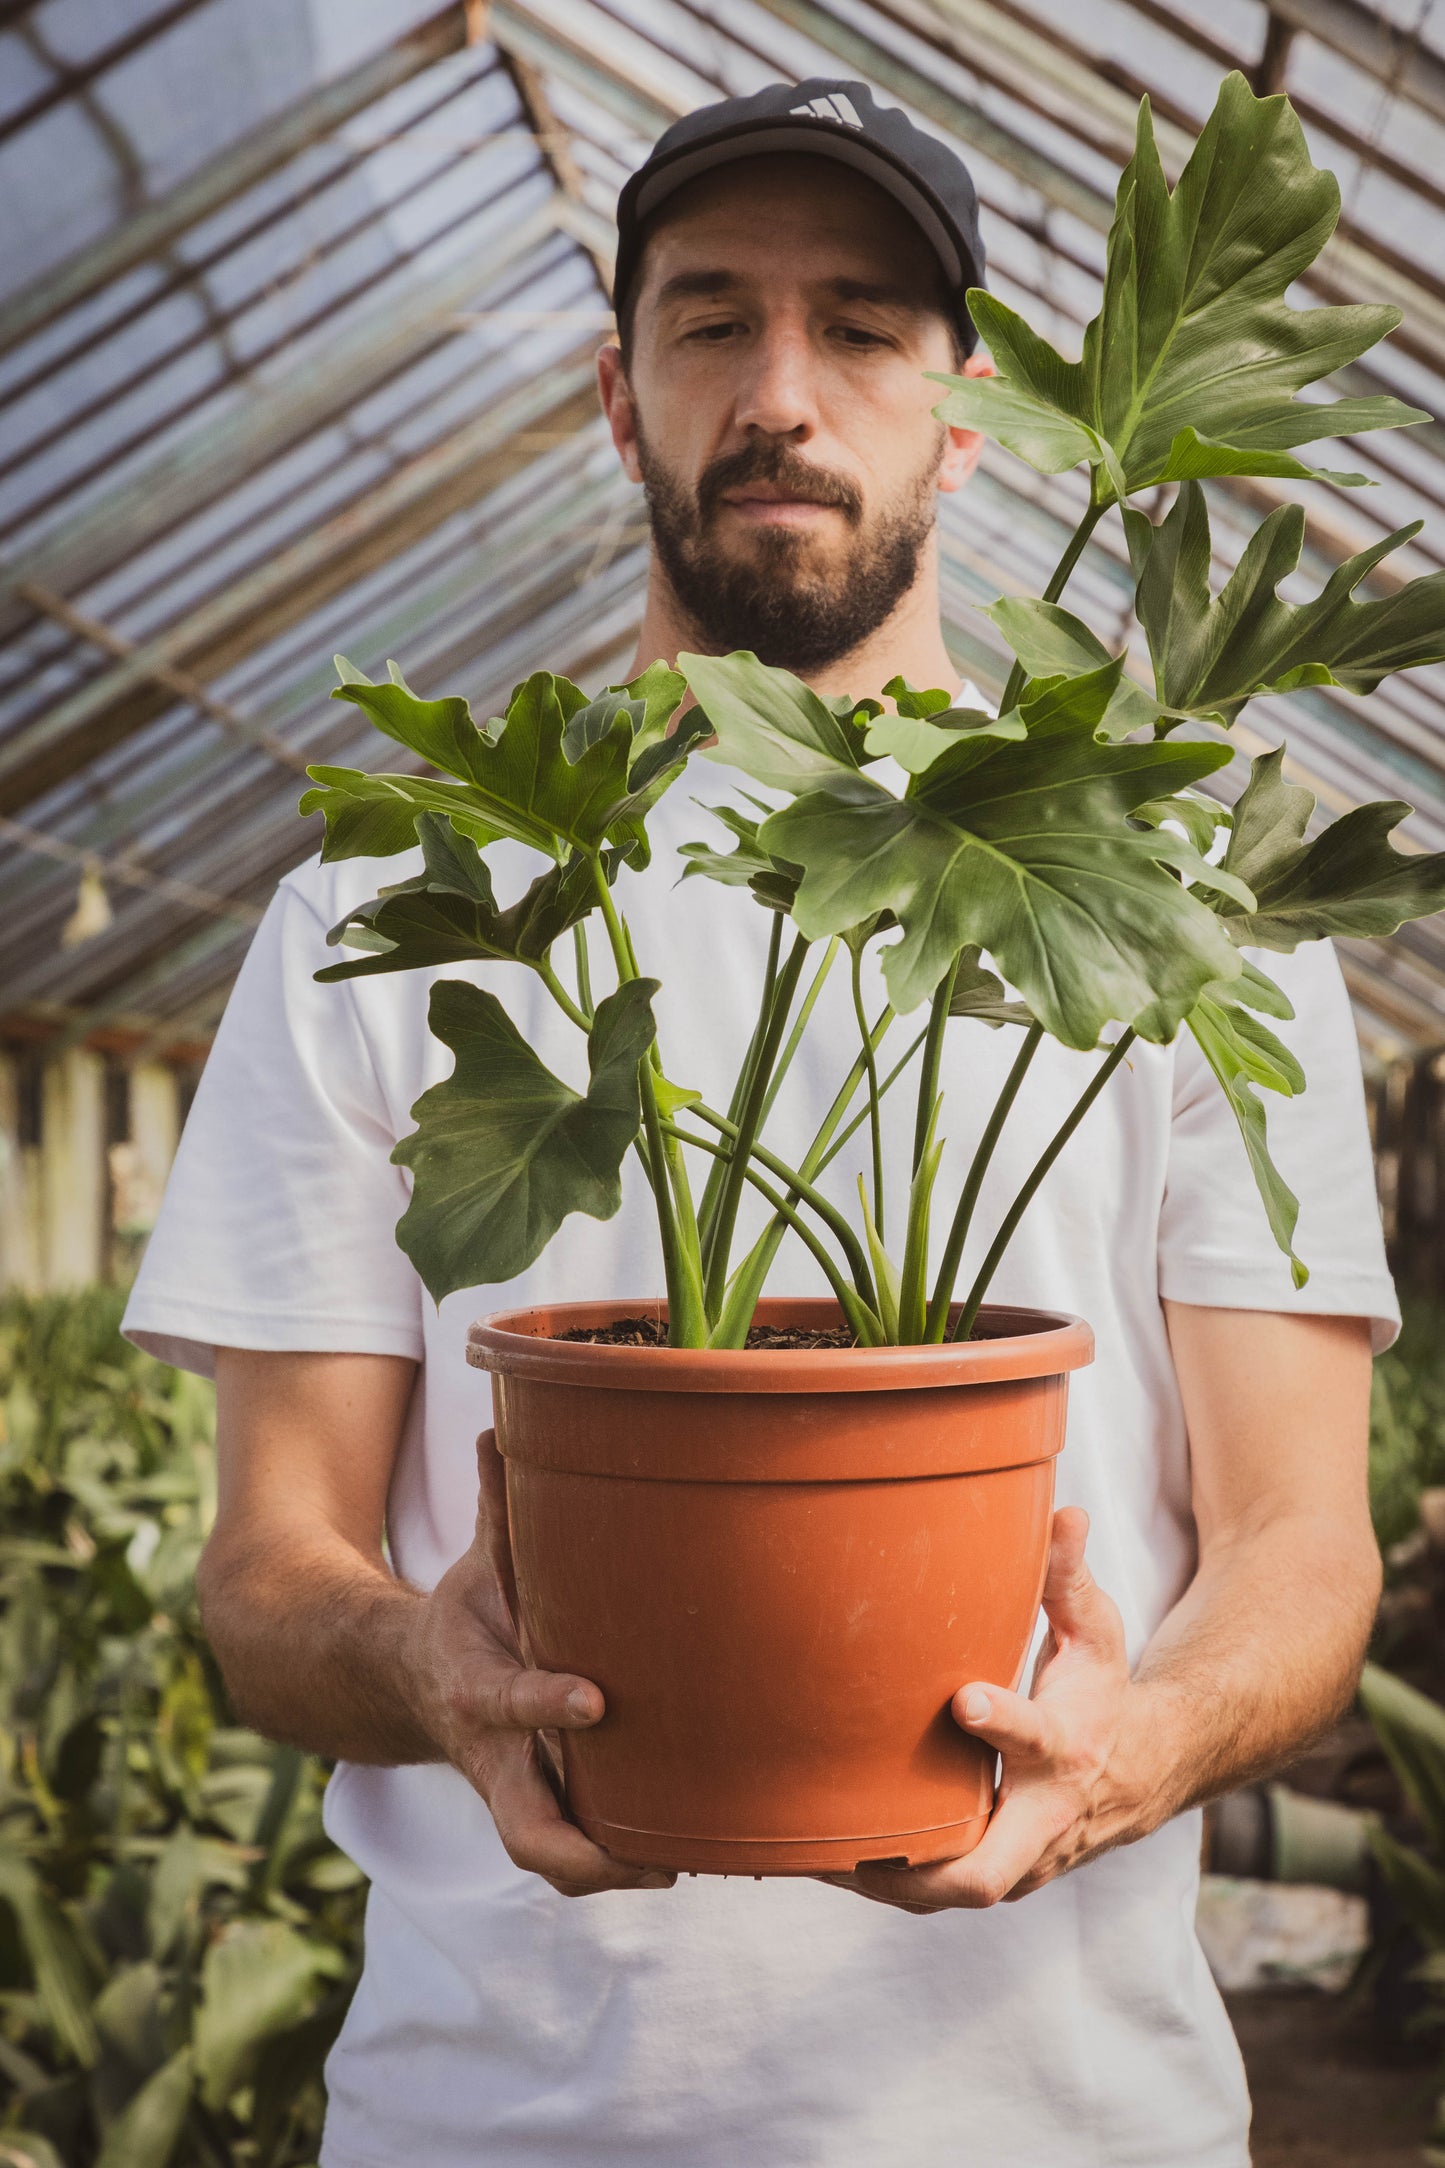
[842,1787,1073,1911]
[1040,1507,1126,1662]
[468,1662,604,1734]
[952,1680,1055,1761]
[487,1749,675,1894]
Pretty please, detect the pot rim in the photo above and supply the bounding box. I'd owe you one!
[467,1297,1093,1394]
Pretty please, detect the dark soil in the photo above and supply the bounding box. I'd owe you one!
[555,1317,861,1350]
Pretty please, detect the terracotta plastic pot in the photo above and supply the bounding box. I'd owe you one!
[467,1297,1093,1876]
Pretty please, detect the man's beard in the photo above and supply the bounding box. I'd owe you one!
[635,424,942,673]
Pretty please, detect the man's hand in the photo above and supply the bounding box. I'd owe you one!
[406,1430,677,1898]
[821,1508,1137,1913]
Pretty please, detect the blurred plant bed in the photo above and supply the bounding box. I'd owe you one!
[0,1288,365,2168]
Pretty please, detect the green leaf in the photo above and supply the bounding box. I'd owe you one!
[946,946,1034,1028]
[862,704,1025,774]
[931,75,1426,497]
[1368,1825,1445,1949]
[1216,748,1445,949]
[1127,483,1445,725]
[0,1845,98,2065]
[392,978,656,1302]
[856,1178,901,1342]
[194,1920,341,2111]
[313,667,687,872]
[147,1828,248,1963]
[981,596,1167,739]
[677,802,801,914]
[880,675,954,720]
[1186,980,1307,1286]
[330,660,498,784]
[94,2048,194,2168]
[319,819,608,983]
[1130,790,1228,860]
[1359,1662,1445,1852]
[299,769,501,863]
[759,666,1240,1042]
[685,649,870,791]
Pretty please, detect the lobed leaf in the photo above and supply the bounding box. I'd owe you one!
[930,74,1427,499]
[392,978,657,1302]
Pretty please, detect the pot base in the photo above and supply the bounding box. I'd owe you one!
[583,1812,990,1877]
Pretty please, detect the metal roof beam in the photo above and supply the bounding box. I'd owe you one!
[1266,0,1445,125]
[0,355,601,812]
[0,193,566,629]
[16,582,312,778]
[0,2,475,360]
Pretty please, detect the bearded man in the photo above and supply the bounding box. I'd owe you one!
[127,80,1393,2168]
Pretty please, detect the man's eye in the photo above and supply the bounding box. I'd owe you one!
[686,321,743,342]
[835,325,889,348]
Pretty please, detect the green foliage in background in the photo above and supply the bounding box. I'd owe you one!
[1370,1303,1445,1558]
[0,1290,364,2168]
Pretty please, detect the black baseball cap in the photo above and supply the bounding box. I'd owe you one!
[613,78,986,355]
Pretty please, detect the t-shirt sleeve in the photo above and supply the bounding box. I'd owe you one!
[1157,938,1400,1352]
[123,875,424,1379]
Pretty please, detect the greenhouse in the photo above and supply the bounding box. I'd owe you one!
[3,0,1445,2162]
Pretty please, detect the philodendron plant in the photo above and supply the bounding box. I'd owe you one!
[302,73,1445,1350]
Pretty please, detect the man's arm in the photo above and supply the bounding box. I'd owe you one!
[199,1348,674,1896]
[825,1304,1380,1911]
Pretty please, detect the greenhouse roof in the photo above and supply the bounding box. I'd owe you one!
[2,0,1445,1064]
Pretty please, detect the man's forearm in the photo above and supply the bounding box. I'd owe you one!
[197,1524,439,1765]
[1108,1508,1381,1841]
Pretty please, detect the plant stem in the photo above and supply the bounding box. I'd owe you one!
[662,1124,883,1346]
[925,1023,1043,1342]
[572,919,593,1016]
[701,930,811,1317]
[760,936,839,1125]
[589,857,707,1345]
[688,1103,877,1309]
[537,958,592,1032]
[999,499,1108,714]
[913,975,953,1173]
[697,911,783,1254]
[950,1029,1136,1342]
[851,942,886,1236]
[813,1028,925,1175]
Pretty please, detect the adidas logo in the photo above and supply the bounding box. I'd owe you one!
[789,92,863,127]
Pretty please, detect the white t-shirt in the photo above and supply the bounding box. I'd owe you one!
[126,763,1398,2168]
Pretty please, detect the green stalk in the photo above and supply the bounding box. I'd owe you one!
[663,1124,884,1346]
[951,1029,1136,1343]
[913,975,953,1173]
[572,919,593,1017]
[707,1004,899,1348]
[701,930,811,1317]
[589,858,707,1346]
[537,958,592,1032]
[813,1028,926,1175]
[1000,499,1107,713]
[760,936,839,1125]
[850,942,886,1236]
[697,911,783,1253]
[924,1023,1043,1343]
[898,1094,945,1344]
[689,1103,877,1310]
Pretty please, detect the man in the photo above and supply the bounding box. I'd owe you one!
[126,80,1393,2167]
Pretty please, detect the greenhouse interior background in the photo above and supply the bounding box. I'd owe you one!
[4,0,1445,2160]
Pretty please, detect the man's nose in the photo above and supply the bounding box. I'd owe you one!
[732,320,819,440]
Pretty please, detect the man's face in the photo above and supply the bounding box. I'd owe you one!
[604,155,973,672]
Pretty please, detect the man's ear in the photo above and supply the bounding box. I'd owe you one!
[937,349,996,495]
[597,341,643,484]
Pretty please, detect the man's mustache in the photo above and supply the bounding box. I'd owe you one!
[695,443,864,527]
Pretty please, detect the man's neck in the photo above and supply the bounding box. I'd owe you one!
[622,542,961,705]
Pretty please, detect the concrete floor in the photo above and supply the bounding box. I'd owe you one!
[1230,1990,1440,2166]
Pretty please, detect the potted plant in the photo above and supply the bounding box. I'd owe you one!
[299,74,1445,1876]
